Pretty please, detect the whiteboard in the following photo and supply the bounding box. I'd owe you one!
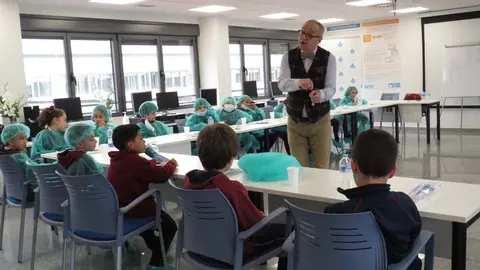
[442,44,480,98]
[321,37,363,99]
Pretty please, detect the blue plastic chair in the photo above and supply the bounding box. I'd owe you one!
[283,200,434,270]
[28,162,68,270]
[169,179,291,270]
[0,155,36,263]
[56,172,168,270]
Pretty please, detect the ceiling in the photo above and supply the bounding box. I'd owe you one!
[18,0,480,30]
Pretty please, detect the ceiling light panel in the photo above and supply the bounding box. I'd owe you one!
[346,0,391,7]
[188,5,237,13]
[392,7,429,13]
[89,0,146,4]
[260,13,299,19]
[318,18,345,24]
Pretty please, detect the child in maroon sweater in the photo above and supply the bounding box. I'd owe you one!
[183,124,287,269]
[107,124,178,270]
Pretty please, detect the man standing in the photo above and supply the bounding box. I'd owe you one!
[279,20,336,168]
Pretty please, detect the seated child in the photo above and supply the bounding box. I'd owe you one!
[237,95,277,152]
[31,106,69,160]
[325,129,422,270]
[329,100,350,148]
[183,124,287,269]
[92,104,116,145]
[137,101,171,138]
[107,124,178,270]
[185,98,219,131]
[57,123,104,176]
[338,86,370,137]
[0,124,36,201]
[272,100,290,155]
[216,97,259,154]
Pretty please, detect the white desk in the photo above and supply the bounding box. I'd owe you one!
[39,150,480,269]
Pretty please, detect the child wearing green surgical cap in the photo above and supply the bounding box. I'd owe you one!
[338,86,370,138]
[216,96,260,154]
[185,98,220,131]
[57,123,104,176]
[92,104,116,145]
[137,101,171,138]
[0,123,37,201]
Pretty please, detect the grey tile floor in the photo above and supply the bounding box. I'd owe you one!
[1,128,480,269]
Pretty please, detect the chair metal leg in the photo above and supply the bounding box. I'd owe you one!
[62,238,67,270]
[18,207,26,263]
[0,189,6,250]
[158,227,168,268]
[417,123,420,142]
[116,245,122,270]
[30,216,39,270]
[70,243,76,270]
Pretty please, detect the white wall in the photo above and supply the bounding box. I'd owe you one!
[324,16,480,129]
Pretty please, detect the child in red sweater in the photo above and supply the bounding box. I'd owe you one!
[183,124,287,269]
[107,124,178,270]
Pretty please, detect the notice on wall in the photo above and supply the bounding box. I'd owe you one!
[361,19,402,91]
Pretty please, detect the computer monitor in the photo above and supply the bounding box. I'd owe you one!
[53,97,83,122]
[200,88,217,106]
[242,81,258,98]
[131,91,152,114]
[156,92,180,111]
[270,81,283,97]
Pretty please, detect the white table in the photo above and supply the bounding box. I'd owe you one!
[39,150,480,269]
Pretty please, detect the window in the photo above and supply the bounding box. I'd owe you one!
[244,44,266,97]
[22,39,69,108]
[121,44,160,110]
[162,43,196,105]
[229,44,242,96]
[270,42,289,82]
[71,39,116,114]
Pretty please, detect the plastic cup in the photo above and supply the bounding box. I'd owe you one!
[287,167,299,186]
[241,117,247,125]
[269,112,275,119]
[184,126,190,134]
[94,137,100,148]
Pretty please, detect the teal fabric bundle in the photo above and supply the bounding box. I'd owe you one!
[238,152,301,182]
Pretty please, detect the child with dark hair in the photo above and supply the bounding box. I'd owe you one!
[184,124,287,269]
[31,106,68,160]
[325,129,422,270]
[107,124,178,270]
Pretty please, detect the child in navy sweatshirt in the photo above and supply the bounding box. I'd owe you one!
[325,129,422,270]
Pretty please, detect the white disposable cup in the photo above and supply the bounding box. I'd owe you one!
[184,126,190,134]
[287,167,299,186]
[269,112,275,119]
[241,117,247,125]
[94,137,100,148]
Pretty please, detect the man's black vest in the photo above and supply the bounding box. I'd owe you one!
[286,47,330,123]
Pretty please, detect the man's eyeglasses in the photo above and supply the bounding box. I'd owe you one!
[298,30,322,40]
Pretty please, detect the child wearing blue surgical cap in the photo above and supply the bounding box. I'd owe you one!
[57,123,104,176]
[185,98,219,131]
[0,123,37,201]
[92,104,116,145]
[137,101,171,138]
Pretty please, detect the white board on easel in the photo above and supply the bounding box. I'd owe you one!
[442,43,480,98]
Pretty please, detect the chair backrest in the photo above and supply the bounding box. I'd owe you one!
[261,106,274,119]
[0,155,27,200]
[175,119,187,133]
[332,98,341,106]
[57,172,119,236]
[170,181,239,264]
[286,200,388,270]
[380,93,400,101]
[29,162,68,216]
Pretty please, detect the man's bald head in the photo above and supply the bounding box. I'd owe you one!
[303,20,325,36]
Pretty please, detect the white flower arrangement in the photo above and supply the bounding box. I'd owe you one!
[0,83,28,121]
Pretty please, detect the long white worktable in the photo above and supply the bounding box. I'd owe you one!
[41,150,478,270]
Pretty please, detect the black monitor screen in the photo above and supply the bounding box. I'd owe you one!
[270,81,283,96]
[201,89,217,106]
[156,92,180,111]
[53,97,83,122]
[132,92,152,113]
[242,81,258,98]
